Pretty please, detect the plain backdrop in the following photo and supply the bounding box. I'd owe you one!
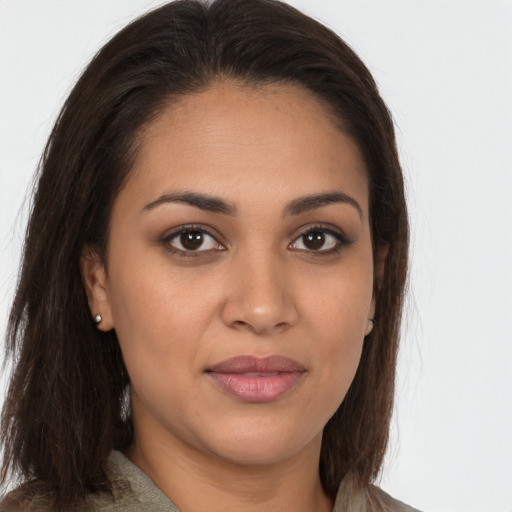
[1,1,511,511]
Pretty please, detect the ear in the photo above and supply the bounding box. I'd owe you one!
[365,297,376,336]
[80,247,114,331]
[365,244,389,336]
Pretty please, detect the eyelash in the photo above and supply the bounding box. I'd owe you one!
[160,224,224,257]
[289,225,352,255]
[159,224,352,257]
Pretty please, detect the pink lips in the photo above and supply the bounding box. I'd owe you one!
[206,355,305,403]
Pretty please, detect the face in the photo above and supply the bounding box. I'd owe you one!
[84,83,375,468]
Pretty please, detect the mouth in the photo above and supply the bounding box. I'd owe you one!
[206,355,306,403]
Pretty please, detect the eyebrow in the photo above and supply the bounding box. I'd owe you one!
[143,191,237,215]
[284,192,363,218]
[142,190,362,218]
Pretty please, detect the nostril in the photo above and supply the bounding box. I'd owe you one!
[228,318,290,334]
[232,320,248,329]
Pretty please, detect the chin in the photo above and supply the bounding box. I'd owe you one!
[200,420,322,467]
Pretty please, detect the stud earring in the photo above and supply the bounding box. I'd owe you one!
[94,314,102,325]
[366,318,375,335]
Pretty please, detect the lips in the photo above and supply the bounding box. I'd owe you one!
[206,355,305,403]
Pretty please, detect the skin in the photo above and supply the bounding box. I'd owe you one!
[82,82,376,512]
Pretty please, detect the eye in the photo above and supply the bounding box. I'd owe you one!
[162,227,224,254]
[289,227,348,253]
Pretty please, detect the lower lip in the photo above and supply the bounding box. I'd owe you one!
[207,371,304,403]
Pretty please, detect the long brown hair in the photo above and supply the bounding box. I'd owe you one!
[1,0,408,509]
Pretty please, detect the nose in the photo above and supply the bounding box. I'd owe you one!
[221,253,299,335]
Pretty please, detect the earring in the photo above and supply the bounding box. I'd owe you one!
[366,318,375,335]
[94,314,102,325]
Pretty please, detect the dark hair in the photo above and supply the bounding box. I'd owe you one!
[1,0,408,508]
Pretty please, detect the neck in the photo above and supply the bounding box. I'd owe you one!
[126,433,333,512]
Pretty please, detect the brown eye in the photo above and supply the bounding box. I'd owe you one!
[302,231,326,250]
[180,231,205,250]
[289,228,344,252]
[165,229,222,253]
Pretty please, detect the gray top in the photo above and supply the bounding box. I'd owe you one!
[90,451,421,512]
[1,451,422,511]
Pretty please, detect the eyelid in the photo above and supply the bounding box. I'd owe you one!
[159,224,226,255]
[158,222,352,256]
[289,223,352,252]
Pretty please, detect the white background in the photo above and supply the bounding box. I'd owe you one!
[1,1,511,511]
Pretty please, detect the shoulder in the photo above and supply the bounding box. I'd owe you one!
[88,451,178,511]
[0,482,56,512]
[369,486,423,512]
[0,451,177,512]
[333,475,423,512]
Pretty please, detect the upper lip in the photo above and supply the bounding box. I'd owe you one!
[207,355,306,374]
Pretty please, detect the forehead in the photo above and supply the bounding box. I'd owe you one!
[123,81,369,216]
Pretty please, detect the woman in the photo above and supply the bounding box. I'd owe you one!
[0,0,415,510]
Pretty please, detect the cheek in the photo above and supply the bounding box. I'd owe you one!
[312,303,365,391]
[309,307,366,424]
[106,263,212,418]
[299,260,372,393]
[110,253,199,326]
[300,257,373,336]
[106,255,226,372]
